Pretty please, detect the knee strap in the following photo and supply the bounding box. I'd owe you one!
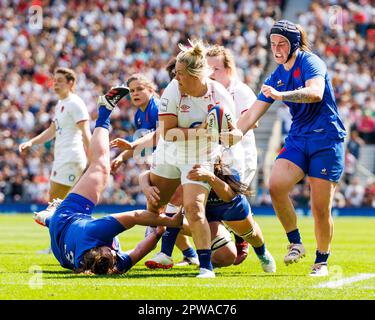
[211,233,233,252]
[239,227,255,240]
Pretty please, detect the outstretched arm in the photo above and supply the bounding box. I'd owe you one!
[127,226,165,266]
[220,100,271,146]
[19,122,56,153]
[111,209,183,229]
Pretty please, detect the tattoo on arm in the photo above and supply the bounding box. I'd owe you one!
[281,87,321,103]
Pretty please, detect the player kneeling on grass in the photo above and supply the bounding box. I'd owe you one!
[140,160,276,273]
[33,86,182,275]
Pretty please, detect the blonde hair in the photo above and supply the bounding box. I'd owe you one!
[206,45,237,77]
[296,24,311,52]
[176,39,211,79]
[126,73,159,97]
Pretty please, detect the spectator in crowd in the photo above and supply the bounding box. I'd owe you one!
[344,149,358,185]
[345,176,365,207]
[347,129,365,160]
[362,178,375,207]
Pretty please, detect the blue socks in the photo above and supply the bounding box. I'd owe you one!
[315,250,330,265]
[197,249,213,271]
[253,243,266,256]
[287,228,302,244]
[95,105,112,129]
[160,214,180,257]
[182,247,197,258]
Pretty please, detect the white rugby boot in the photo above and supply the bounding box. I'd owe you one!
[284,243,306,265]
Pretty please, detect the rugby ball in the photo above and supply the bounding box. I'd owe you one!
[206,105,232,135]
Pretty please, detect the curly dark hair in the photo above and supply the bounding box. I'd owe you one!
[76,246,116,275]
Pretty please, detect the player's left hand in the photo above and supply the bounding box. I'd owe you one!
[261,84,283,101]
[110,138,134,150]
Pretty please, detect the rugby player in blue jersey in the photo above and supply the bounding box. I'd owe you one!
[222,20,346,276]
[33,86,182,275]
[110,74,159,170]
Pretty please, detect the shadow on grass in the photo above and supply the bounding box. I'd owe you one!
[43,271,195,280]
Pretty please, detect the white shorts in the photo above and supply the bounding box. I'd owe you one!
[50,161,86,187]
[150,161,213,191]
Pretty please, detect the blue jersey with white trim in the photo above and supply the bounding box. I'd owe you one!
[133,96,159,133]
[258,50,346,140]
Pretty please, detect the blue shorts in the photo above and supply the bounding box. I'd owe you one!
[277,136,344,182]
[206,194,250,222]
[48,193,95,239]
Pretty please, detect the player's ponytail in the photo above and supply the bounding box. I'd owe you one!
[296,24,311,52]
[177,39,211,79]
[214,161,251,196]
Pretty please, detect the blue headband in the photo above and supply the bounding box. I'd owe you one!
[270,20,301,62]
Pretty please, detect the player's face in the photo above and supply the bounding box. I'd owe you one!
[207,56,231,88]
[128,80,152,108]
[270,34,290,65]
[53,73,72,98]
[175,61,197,94]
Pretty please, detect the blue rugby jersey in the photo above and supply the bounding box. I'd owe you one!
[258,50,346,140]
[49,194,132,273]
[133,95,159,132]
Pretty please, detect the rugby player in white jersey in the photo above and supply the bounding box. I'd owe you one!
[146,40,236,278]
[19,68,91,252]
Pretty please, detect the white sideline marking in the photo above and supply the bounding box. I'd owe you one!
[314,273,375,289]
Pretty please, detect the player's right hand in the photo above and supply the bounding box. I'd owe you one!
[18,141,32,153]
[110,156,123,173]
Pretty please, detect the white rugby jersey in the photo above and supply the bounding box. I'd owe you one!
[53,93,89,165]
[159,79,236,164]
[223,78,257,185]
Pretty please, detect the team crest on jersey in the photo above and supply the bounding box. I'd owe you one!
[180,104,190,113]
[276,79,284,87]
[321,168,328,175]
[293,67,301,78]
[69,174,76,182]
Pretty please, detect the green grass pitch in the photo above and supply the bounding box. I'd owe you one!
[0,214,374,300]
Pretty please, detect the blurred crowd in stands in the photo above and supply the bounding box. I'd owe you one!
[0,0,374,208]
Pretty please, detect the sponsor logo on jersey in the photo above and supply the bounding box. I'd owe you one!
[276,79,284,87]
[180,104,190,113]
[160,98,168,112]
